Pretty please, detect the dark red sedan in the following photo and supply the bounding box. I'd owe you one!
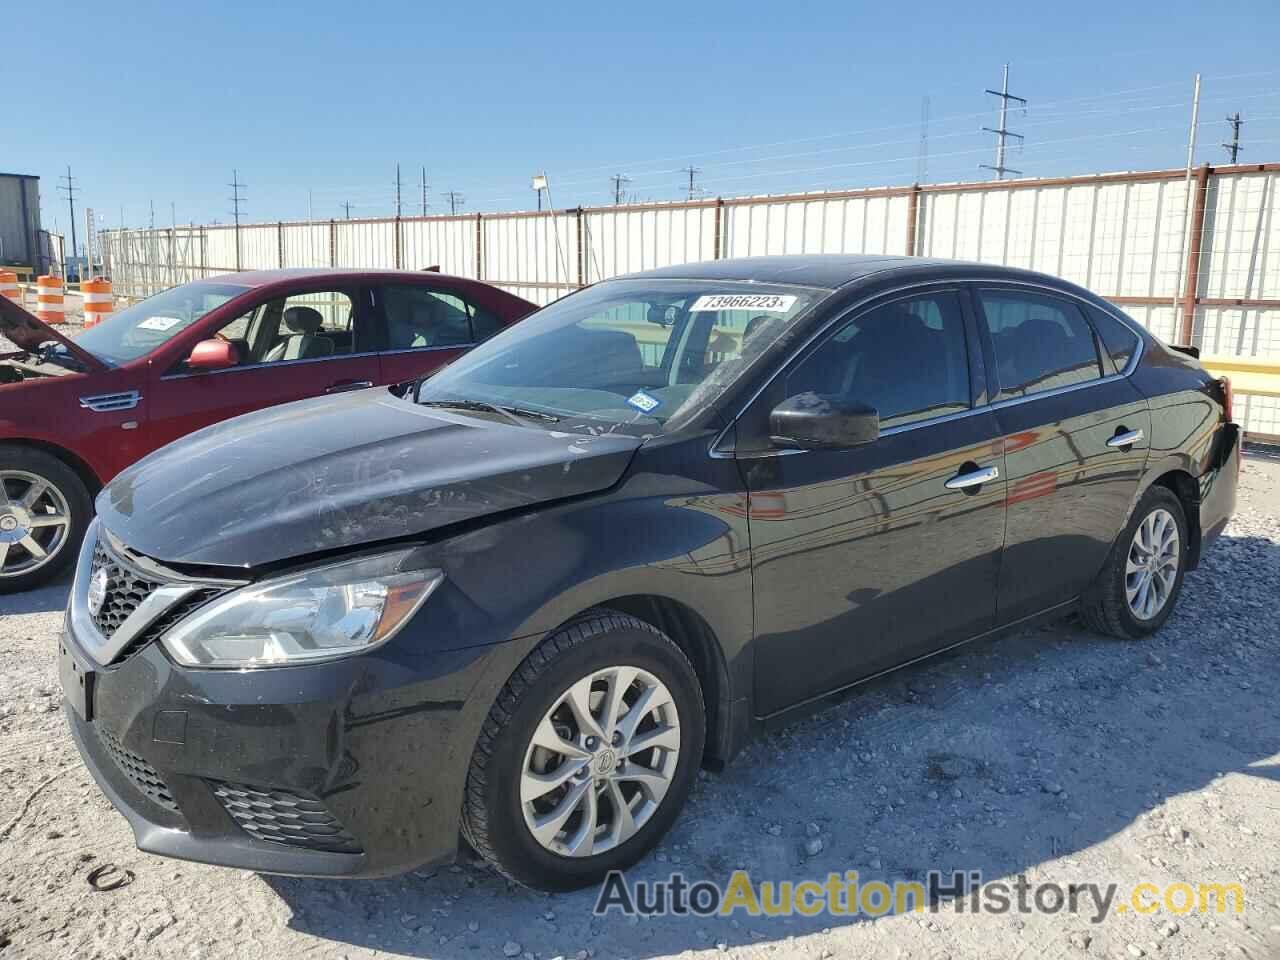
[0,268,535,592]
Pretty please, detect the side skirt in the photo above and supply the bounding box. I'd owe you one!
[756,597,1081,730]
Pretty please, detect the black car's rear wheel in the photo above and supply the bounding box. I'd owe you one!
[0,447,91,594]
[462,611,704,891]
[1081,485,1189,639]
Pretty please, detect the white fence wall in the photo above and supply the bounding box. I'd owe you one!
[100,162,1280,434]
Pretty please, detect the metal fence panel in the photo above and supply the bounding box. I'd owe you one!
[402,217,475,276]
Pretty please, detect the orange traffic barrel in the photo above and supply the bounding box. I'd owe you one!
[81,277,114,327]
[0,271,18,303]
[36,275,65,323]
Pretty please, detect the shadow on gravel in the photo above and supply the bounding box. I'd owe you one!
[263,532,1280,959]
[2,573,72,616]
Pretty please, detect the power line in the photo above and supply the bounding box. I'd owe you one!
[57,166,79,262]
[981,63,1026,179]
[1223,112,1244,162]
[610,173,631,204]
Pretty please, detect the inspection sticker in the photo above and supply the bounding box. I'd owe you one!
[689,294,797,313]
[137,315,185,332]
[626,390,662,414]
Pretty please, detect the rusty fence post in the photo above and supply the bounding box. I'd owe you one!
[277,221,285,268]
[576,208,586,287]
[905,184,922,256]
[394,216,403,269]
[1178,164,1212,347]
[329,219,337,267]
[713,198,724,258]
[475,213,483,280]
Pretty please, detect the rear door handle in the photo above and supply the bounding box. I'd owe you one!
[945,465,1000,490]
[325,379,374,394]
[1107,428,1144,448]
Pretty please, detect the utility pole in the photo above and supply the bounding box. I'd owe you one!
[1223,113,1243,163]
[917,96,930,183]
[444,191,464,215]
[681,166,702,201]
[340,201,353,219]
[981,64,1026,179]
[229,169,246,269]
[421,166,429,215]
[395,163,402,217]
[58,166,79,263]
[611,173,632,205]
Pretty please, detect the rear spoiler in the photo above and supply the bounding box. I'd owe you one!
[1170,343,1201,359]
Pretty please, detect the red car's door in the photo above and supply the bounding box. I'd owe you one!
[146,284,381,452]
[373,282,510,386]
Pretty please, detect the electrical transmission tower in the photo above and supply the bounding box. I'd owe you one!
[395,163,403,217]
[1223,113,1244,163]
[58,166,79,263]
[681,166,702,201]
[421,166,430,215]
[340,201,354,219]
[981,64,1026,179]
[611,173,632,205]
[228,169,247,269]
[444,191,465,215]
[917,96,930,183]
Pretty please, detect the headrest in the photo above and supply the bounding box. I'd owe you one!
[282,306,324,335]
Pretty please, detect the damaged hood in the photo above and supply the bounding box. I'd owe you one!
[97,389,641,568]
[0,295,104,370]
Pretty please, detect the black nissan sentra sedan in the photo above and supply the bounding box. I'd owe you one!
[60,255,1239,890]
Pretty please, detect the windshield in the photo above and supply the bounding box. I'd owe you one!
[416,279,824,437]
[74,281,248,364]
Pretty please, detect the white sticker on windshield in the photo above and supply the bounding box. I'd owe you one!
[626,390,662,414]
[689,294,797,313]
[137,315,185,332]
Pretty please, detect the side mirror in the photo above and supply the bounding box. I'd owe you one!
[769,392,879,450]
[186,338,238,372]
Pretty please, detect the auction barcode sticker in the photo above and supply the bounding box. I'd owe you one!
[689,294,797,313]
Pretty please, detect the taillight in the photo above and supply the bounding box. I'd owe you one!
[1219,376,1234,423]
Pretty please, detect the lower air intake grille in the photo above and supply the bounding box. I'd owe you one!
[97,728,178,811]
[210,782,362,854]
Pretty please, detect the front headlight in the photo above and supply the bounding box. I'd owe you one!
[161,549,444,668]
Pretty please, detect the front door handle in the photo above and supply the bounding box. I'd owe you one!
[945,465,1000,491]
[1107,428,1144,449]
[325,379,374,394]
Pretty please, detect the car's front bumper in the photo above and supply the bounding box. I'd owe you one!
[60,604,527,879]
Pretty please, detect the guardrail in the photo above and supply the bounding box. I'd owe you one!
[1200,356,1280,399]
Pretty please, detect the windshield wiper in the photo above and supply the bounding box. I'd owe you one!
[34,342,86,372]
[420,399,560,425]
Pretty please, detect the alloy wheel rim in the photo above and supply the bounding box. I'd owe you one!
[0,471,72,579]
[1125,507,1180,621]
[520,665,681,858]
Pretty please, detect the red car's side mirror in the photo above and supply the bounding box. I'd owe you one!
[186,338,239,372]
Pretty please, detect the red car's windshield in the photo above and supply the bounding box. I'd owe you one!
[74,281,247,365]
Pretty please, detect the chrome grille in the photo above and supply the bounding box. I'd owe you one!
[210,782,362,854]
[90,542,163,639]
[97,728,178,811]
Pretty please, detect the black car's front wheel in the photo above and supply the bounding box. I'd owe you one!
[462,611,705,891]
[1081,485,1189,639]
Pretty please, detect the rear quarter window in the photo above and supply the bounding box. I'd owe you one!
[1088,306,1142,372]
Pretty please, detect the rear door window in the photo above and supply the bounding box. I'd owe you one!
[976,290,1103,399]
[380,285,502,350]
[1087,305,1142,373]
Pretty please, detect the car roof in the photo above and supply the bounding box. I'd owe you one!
[199,267,472,288]
[620,254,1061,290]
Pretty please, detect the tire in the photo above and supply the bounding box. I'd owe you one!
[0,446,92,594]
[1080,485,1189,640]
[462,610,705,891]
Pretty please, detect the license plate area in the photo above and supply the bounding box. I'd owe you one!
[59,639,96,722]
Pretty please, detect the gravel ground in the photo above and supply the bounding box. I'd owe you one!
[1,455,1278,960]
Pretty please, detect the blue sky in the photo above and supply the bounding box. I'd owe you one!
[9,0,1280,233]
